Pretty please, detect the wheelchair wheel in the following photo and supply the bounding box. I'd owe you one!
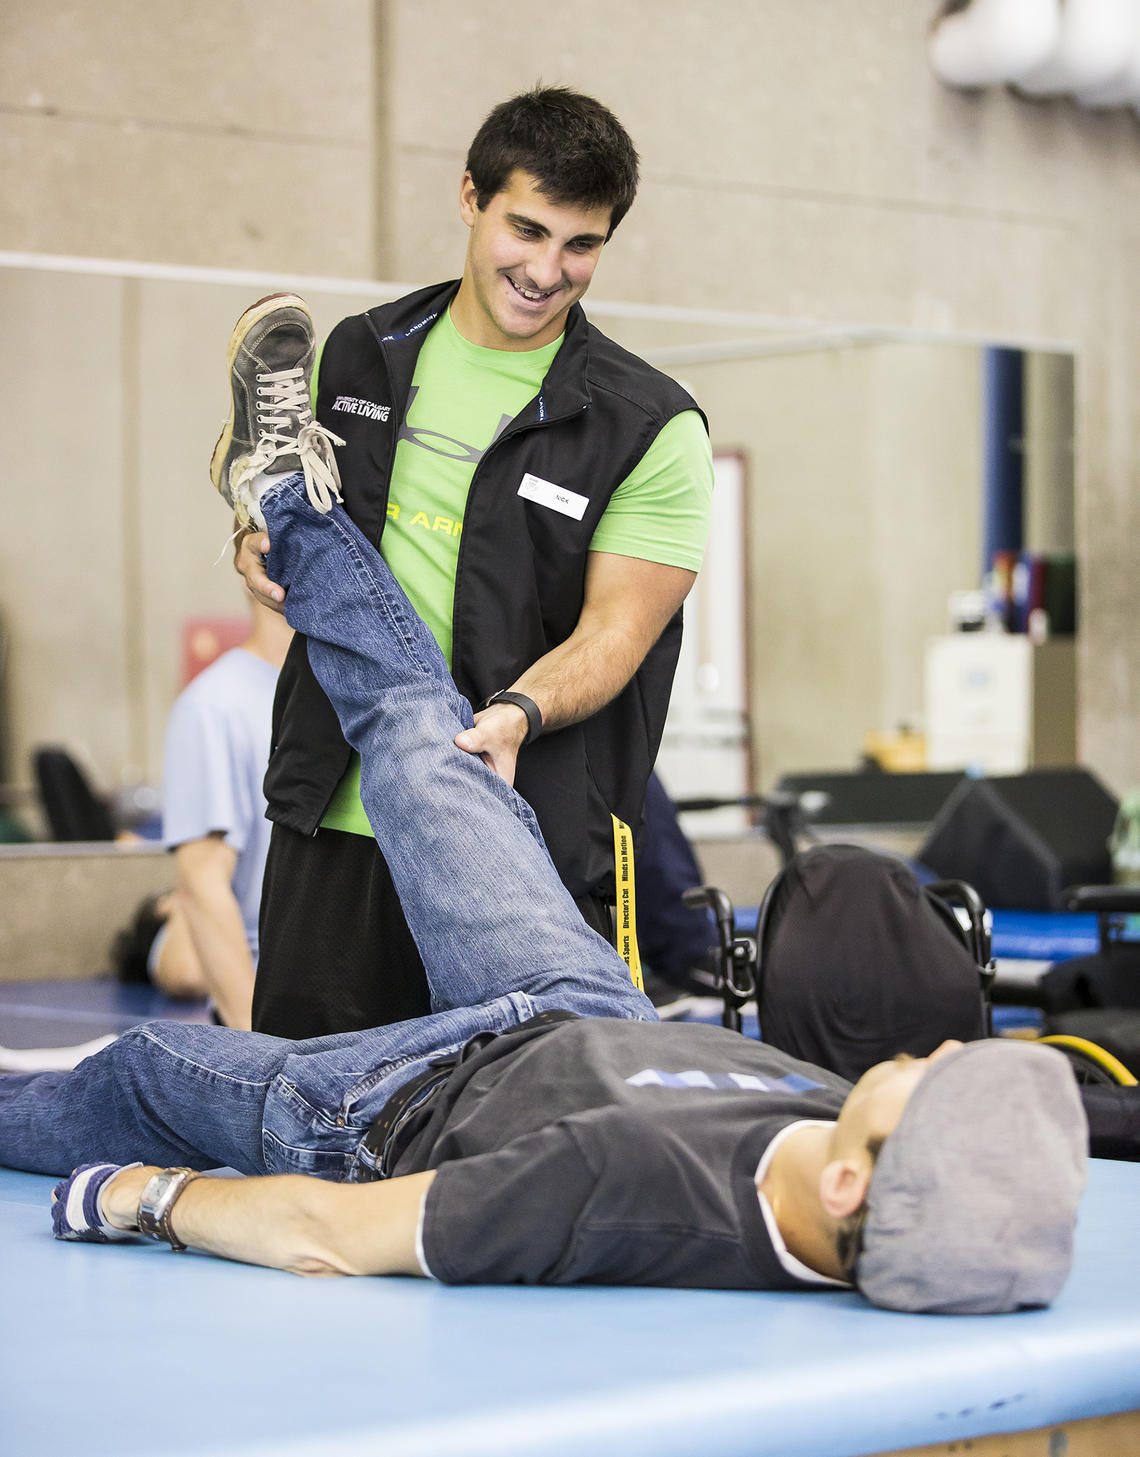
[1037,1034,1139,1087]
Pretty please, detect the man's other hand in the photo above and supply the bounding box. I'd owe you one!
[236,529,286,612]
[454,700,530,787]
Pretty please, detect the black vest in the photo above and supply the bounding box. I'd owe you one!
[264,281,705,898]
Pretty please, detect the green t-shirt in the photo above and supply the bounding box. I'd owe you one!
[320,309,713,836]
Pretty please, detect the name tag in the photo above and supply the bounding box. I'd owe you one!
[517,473,588,521]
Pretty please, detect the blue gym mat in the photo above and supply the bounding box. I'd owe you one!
[3,978,1138,1455]
[1,1159,1138,1457]
[0,977,209,1049]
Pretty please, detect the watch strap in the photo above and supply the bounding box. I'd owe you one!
[137,1167,202,1252]
[478,690,543,746]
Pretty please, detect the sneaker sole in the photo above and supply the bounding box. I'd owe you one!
[209,291,315,502]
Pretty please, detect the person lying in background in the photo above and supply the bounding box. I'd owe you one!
[148,568,292,1029]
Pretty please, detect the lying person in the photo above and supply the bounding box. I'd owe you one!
[1,342,1087,1315]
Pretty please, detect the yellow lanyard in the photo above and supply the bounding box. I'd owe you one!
[611,815,643,991]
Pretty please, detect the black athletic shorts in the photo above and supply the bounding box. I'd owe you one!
[254,822,612,1039]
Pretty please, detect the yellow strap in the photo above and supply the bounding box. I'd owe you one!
[1038,1034,1138,1086]
[611,815,644,992]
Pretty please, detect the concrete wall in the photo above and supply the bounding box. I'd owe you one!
[1,0,1138,816]
[0,1,377,277]
[0,845,172,982]
[0,267,388,804]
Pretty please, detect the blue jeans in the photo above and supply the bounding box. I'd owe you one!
[0,476,654,1178]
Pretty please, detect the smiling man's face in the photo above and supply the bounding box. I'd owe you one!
[451,169,612,352]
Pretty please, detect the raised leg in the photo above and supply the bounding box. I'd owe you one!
[262,475,653,1023]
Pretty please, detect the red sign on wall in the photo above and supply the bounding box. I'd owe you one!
[180,616,249,688]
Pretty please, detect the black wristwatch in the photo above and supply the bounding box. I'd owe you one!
[479,690,543,746]
[137,1167,202,1252]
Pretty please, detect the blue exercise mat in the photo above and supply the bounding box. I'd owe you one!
[0,978,208,1050]
[2,1159,1138,1457]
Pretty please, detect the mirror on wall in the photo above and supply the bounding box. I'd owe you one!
[0,258,1075,842]
[599,323,1076,826]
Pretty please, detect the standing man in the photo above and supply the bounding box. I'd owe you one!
[233,86,714,1037]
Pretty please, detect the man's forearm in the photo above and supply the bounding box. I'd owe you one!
[456,553,696,783]
[100,1165,321,1272]
[101,1165,434,1277]
[513,554,695,733]
[177,885,256,1030]
[456,619,656,784]
[510,618,650,735]
[173,837,255,1029]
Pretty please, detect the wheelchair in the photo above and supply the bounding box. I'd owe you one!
[676,794,1136,1094]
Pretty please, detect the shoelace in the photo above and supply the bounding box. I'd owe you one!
[235,366,346,513]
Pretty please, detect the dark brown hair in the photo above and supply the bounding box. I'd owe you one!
[465,86,640,239]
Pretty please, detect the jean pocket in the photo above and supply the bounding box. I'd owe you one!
[262,1076,363,1176]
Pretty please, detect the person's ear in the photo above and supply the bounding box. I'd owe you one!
[819,1157,871,1220]
[459,172,480,228]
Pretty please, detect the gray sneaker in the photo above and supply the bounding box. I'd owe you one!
[209,292,344,529]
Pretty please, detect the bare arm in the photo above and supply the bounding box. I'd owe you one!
[168,834,255,1030]
[455,551,696,785]
[100,1164,435,1277]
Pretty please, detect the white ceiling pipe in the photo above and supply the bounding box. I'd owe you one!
[1016,0,1136,96]
[1074,0,1140,103]
[929,0,1061,87]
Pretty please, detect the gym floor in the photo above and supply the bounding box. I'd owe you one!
[1,980,1139,1457]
